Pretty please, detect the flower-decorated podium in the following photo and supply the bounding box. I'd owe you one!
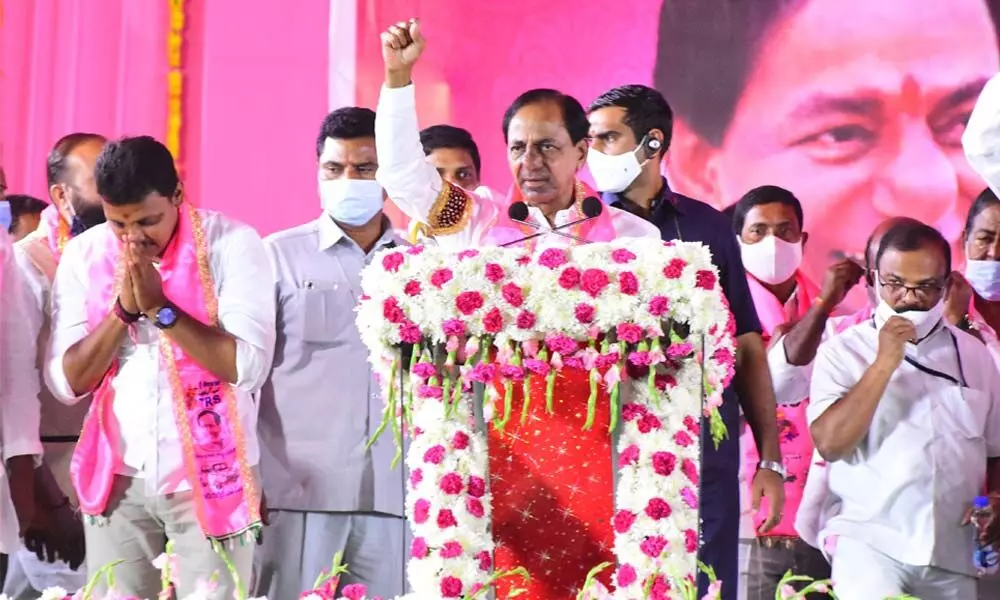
[356,239,737,600]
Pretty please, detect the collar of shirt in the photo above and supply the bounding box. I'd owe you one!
[602,177,690,218]
[317,214,401,253]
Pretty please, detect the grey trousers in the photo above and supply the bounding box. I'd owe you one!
[83,475,254,599]
[252,510,407,600]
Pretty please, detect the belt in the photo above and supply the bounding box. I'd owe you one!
[756,536,803,550]
[41,435,79,443]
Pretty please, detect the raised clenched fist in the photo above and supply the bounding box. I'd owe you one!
[381,18,425,76]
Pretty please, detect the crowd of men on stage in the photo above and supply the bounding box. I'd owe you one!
[3,17,1000,600]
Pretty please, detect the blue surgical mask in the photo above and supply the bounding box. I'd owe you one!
[319,179,383,227]
[965,259,1000,301]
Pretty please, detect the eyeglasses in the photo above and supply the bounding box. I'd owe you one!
[876,274,946,302]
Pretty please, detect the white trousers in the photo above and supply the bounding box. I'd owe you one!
[832,537,976,600]
[2,547,86,599]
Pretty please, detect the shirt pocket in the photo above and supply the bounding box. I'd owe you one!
[939,386,990,440]
[295,279,351,344]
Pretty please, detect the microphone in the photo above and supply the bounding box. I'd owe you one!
[501,197,604,247]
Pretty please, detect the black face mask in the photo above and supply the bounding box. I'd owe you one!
[69,201,106,237]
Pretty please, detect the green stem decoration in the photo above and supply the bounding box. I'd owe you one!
[576,561,614,600]
[407,342,422,412]
[608,341,626,434]
[312,551,350,589]
[466,566,532,600]
[583,368,599,430]
[213,543,247,600]
[520,375,532,425]
[157,540,175,599]
[495,343,520,431]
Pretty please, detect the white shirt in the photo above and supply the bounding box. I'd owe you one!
[374,84,660,249]
[807,315,1000,576]
[45,210,276,496]
[964,72,1000,195]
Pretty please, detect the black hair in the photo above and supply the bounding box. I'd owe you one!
[197,410,221,424]
[47,133,107,187]
[731,185,804,233]
[502,89,589,145]
[7,194,49,234]
[964,187,1000,236]
[653,0,1000,146]
[588,84,674,153]
[94,136,179,207]
[316,107,376,157]
[875,220,951,276]
[420,125,482,176]
[722,203,738,225]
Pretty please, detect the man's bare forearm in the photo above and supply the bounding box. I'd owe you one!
[735,332,781,462]
[62,314,129,396]
[157,306,239,384]
[810,360,894,462]
[781,302,833,366]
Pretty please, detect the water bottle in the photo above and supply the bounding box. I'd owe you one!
[972,496,1000,576]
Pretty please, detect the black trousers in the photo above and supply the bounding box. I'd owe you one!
[747,537,832,600]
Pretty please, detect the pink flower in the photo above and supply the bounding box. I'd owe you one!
[538,247,568,269]
[685,529,699,553]
[618,271,639,295]
[475,550,492,571]
[652,451,677,476]
[645,498,672,520]
[437,509,458,529]
[423,445,446,465]
[341,584,368,600]
[399,321,422,344]
[580,268,610,298]
[611,248,637,263]
[516,310,536,329]
[457,249,479,260]
[413,499,431,524]
[637,413,662,433]
[382,252,404,272]
[523,358,550,376]
[613,509,637,533]
[682,458,699,485]
[546,334,578,355]
[618,445,640,468]
[417,384,443,399]
[595,352,621,370]
[516,254,531,265]
[684,415,701,435]
[467,475,486,498]
[452,431,470,450]
[410,536,428,558]
[675,430,694,447]
[500,364,525,380]
[649,575,671,600]
[712,346,735,368]
[575,303,596,324]
[404,280,422,296]
[640,535,669,558]
[696,269,717,290]
[406,245,425,255]
[628,351,652,366]
[468,363,496,383]
[440,576,463,597]
[439,473,464,494]
[502,283,525,307]
[779,584,797,600]
[382,297,405,323]
[412,362,436,378]
[439,541,463,559]
[431,268,454,288]
[442,319,467,337]
[681,487,699,510]
[483,308,504,334]
[466,497,485,518]
[558,267,581,290]
[648,295,670,317]
[484,262,506,283]
[616,323,644,344]
[617,563,637,587]
[663,258,686,279]
[409,469,423,488]
[667,342,695,359]
[455,291,484,315]
[655,373,677,390]
[622,403,647,422]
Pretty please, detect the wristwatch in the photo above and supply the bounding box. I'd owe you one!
[757,460,787,480]
[114,297,141,325]
[152,303,179,330]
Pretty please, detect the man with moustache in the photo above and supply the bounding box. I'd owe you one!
[3,133,107,598]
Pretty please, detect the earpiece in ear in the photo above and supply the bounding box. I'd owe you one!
[644,138,662,160]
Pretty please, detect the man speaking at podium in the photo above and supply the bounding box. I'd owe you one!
[375,18,659,599]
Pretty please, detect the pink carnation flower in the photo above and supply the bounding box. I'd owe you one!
[423,445,446,464]
[458,249,479,260]
[475,550,492,571]
[341,584,368,600]
[580,268,610,298]
[502,283,525,307]
[612,509,637,533]
[413,499,431,524]
[616,323,644,344]
[439,541,463,558]
[674,430,695,447]
[611,248,636,263]
[406,245,425,255]
[662,258,686,279]
[437,509,458,529]
[652,451,677,476]
[682,458,699,485]
[645,497,672,520]
[695,269,717,290]
[382,297,405,324]
[409,468,422,488]
[558,267,581,290]
[439,473,464,494]
[681,487,699,510]
[442,319,467,337]
[648,295,670,317]
[399,321,422,344]
[381,252,404,272]
[440,576,463,597]
[523,358,550,376]
[466,497,485,518]
[411,362,436,379]
[545,334,578,355]
[616,563,637,587]
[618,271,639,295]
[617,444,640,468]
[455,291,484,315]
[484,262,506,283]
[575,303,596,324]
[451,431,470,450]
[538,248,568,269]
[467,475,486,498]
[621,403,647,422]
[685,528,699,553]
[404,280,422,296]
[516,310,537,330]
[637,413,662,433]
[483,308,504,334]
[640,535,669,558]
[410,536,428,558]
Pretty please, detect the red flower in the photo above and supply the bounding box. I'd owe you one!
[382,297,405,324]
[382,252,404,272]
[440,576,463,598]
[467,475,486,497]
[682,458,699,485]
[613,509,637,533]
[404,280,422,296]
[652,451,677,476]
[695,269,717,290]
[640,535,669,558]
[413,499,431,524]
[423,445,446,464]
[455,291,484,315]
[674,430,694,447]
[645,497,672,520]
[410,536,428,558]
[574,303,596,323]
[558,267,581,290]
[648,295,670,317]
[685,529,699,553]
[683,415,701,435]
[580,268,611,298]
[516,254,531,266]
[431,268,454,288]
[622,403,647,422]
[516,310,536,329]
[439,473,464,494]
[612,248,637,263]
[442,319,467,337]
[484,262,506,283]
[618,271,639,295]
[502,283,524,307]
[466,497,485,518]
[538,248,568,269]
[637,413,662,433]
[483,308,504,334]
[437,509,458,528]
[457,249,479,260]
[452,431,470,450]
[618,444,640,468]
[663,258,686,279]
[475,550,492,571]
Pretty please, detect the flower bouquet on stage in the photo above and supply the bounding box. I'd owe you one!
[356,239,736,600]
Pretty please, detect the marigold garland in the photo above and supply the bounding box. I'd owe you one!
[166,0,186,175]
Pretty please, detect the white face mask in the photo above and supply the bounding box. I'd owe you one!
[738,236,803,286]
[873,271,945,340]
[587,146,647,194]
[319,178,383,227]
[965,259,1000,301]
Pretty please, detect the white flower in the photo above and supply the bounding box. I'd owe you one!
[39,588,69,600]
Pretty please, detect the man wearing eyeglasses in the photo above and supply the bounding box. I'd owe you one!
[806,219,1000,599]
